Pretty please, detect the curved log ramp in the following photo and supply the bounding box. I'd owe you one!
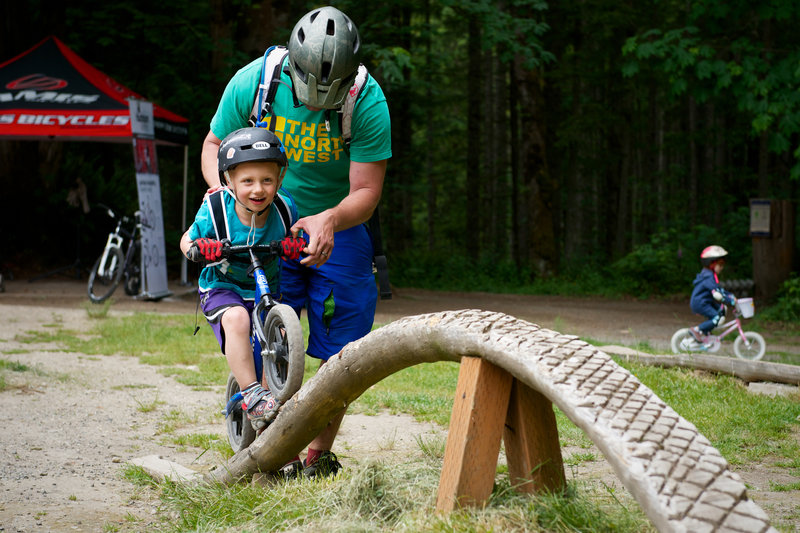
[207,310,776,533]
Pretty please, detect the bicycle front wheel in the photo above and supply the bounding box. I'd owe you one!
[123,242,141,296]
[733,331,766,361]
[262,304,305,402]
[87,246,124,303]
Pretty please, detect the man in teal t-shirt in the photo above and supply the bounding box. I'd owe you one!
[200,6,391,479]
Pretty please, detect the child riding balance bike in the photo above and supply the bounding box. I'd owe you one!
[671,245,766,360]
[180,128,307,443]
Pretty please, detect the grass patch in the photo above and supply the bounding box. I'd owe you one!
[133,393,164,413]
[142,458,652,532]
[770,481,800,492]
[168,432,231,458]
[0,359,30,372]
[350,361,459,426]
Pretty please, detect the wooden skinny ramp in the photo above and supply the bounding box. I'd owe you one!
[206,310,776,533]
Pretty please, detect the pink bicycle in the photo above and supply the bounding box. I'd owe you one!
[671,298,766,361]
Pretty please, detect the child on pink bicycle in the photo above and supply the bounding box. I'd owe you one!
[689,245,737,342]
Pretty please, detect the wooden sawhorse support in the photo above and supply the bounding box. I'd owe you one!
[436,356,566,511]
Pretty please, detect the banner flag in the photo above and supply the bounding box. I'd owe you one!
[130,99,171,300]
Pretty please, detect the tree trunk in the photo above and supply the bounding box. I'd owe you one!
[466,14,482,257]
[509,60,521,270]
[515,60,556,276]
[688,96,698,224]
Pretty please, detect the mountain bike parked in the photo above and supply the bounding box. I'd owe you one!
[212,241,305,452]
[671,298,766,360]
[87,205,142,303]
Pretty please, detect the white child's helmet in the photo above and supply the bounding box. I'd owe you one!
[700,245,728,267]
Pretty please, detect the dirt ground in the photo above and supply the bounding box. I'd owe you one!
[0,278,798,532]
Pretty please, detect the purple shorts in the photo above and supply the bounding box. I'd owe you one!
[199,289,254,354]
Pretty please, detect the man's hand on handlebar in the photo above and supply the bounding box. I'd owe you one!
[281,236,307,260]
[188,238,228,262]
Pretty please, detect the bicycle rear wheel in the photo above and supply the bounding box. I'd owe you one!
[671,328,696,354]
[262,304,305,402]
[87,247,124,303]
[225,373,256,452]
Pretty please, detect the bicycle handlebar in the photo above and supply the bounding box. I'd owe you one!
[220,242,283,258]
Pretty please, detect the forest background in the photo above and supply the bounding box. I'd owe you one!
[2,0,799,301]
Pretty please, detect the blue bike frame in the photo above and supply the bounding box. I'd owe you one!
[223,248,276,418]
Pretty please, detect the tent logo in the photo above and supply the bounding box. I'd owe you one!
[6,74,68,91]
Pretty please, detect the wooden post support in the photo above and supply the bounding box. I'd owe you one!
[436,356,513,511]
[503,379,566,494]
[436,357,566,513]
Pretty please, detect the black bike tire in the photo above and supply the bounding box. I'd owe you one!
[87,246,124,303]
[225,373,256,452]
[123,242,141,296]
[262,304,305,403]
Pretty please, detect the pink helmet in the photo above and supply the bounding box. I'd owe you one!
[700,245,728,267]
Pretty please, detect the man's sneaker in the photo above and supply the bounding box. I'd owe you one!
[241,384,279,431]
[303,451,342,479]
[280,458,304,480]
[689,327,704,343]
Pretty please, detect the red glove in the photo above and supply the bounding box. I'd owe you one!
[281,236,306,260]
[191,238,225,261]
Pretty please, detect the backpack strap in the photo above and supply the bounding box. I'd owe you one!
[207,190,229,241]
[339,64,369,153]
[272,191,293,236]
[249,46,290,129]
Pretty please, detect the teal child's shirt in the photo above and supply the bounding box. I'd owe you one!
[188,189,298,300]
[209,53,392,218]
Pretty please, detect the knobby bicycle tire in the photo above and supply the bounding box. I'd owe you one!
[87,246,124,303]
[225,373,256,452]
[261,304,305,403]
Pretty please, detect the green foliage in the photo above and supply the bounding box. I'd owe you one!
[392,206,753,298]
[761,274,800,322]
[623,0,800,177]
[608,215,751,296]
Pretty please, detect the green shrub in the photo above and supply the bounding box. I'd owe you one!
[608,210,752,296]
[761,275,800,322]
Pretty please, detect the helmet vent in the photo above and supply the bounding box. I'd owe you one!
[309,10,320,23]
[293,62,307,83]
[327,19,336,35]
[321,61,331,83]
[297,28,305,44]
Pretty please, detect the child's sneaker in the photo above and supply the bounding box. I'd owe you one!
[280,458,304,480]
[689,327,704,343]
[303,451,342,478]
[241,383,279,431]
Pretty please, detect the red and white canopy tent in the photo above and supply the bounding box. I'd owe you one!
[0,35,191,282]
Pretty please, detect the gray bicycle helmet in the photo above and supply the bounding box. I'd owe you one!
[218,127,288,184]
[287,6,362,109]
